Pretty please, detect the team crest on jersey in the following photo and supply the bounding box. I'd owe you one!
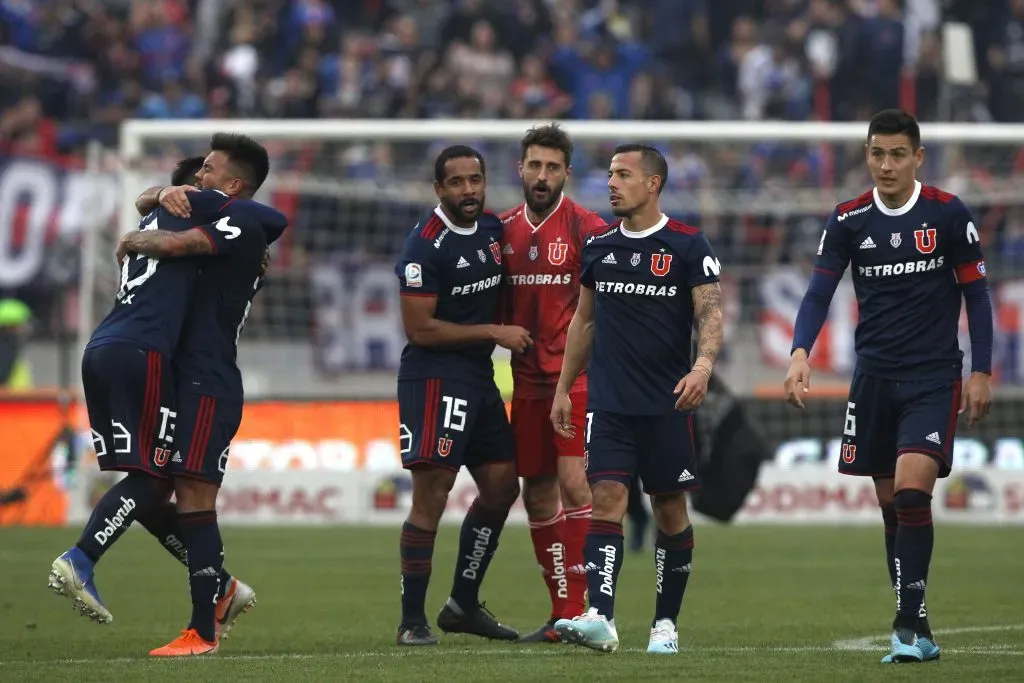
[651,253,673,277]
[489,241,502,264]
[548,238,568,266]
[477,249,487,263]
[529,245,538,261]
[437,437,453,457]
[890,232,902,248]
[914,225,937,254]
[630,252,641,267]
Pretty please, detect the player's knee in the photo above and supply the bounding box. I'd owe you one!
[410,466,457,521]
[559,474,591,510]
[522,476,560,519]
[893,488,932,512]
[173,477,218,513]
[558,459,591,509]
[479,476,520,511]
[651,492,689,534]
[873,476,895,507]
[590,481,627,522]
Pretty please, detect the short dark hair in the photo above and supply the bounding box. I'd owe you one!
[434,145,486,183]
[170,156,205,186]
[210,132,270,193]
[613,143,669,194]
[867,109,921,150]
[520,123,573,166]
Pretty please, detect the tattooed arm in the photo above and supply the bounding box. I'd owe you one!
[692,282,724,377]
[674,281,723,411]
[116,228,215,264]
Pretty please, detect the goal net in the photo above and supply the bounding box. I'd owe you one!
[89,119,1024,476]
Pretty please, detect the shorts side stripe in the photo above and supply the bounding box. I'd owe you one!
[138,351,162,469]
[420,379,439,459]
[186,397,216,472]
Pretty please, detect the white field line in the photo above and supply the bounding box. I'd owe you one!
[2,624,1021,665]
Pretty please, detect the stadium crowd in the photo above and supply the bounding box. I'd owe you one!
[2,0,1024,343]
[0,0,1019,150]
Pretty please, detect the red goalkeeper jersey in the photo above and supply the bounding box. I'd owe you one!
[500,194,608,398]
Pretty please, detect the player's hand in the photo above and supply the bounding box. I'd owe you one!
[784,352,812,409]
[550,390,575,439]
[673,369,710,412]
[115,236,133,266]
[959,372,992,428]
[158,185,194,218]
[493,325,533,353]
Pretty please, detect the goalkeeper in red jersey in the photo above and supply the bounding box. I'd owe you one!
[499,124,608,642]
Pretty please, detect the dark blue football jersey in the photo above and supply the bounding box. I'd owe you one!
[813,181,985,380]
[87,190,267,356]
[581,216,721,415]
[173,204,287,398]
[395,206,504,386]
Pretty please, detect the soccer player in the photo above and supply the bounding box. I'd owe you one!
[499,123,607,642]
[394,145,530,646]
[116,134,286,656]
[550,145,724,654]
[48,136,285,656]
[784,109,993,664]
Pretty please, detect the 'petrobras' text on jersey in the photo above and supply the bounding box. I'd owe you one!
[581,214,721,415]
[174,202,287,398]
[395,206,504,386]
[813,181,986,379]
[87,190,263,356]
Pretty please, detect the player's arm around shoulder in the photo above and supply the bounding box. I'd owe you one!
[117,214,261,262]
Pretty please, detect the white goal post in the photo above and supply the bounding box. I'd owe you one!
[119,118,1024,238]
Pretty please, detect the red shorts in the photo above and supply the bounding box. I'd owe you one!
[511,391,587,479]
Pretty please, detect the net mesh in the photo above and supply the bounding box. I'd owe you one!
[91,128,1024,470]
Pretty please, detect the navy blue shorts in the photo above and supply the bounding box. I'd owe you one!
[81,343,175,478]
[584,410,701,495]
[838,369,961,479]
[166,392,243,486]
[398,378,514,471]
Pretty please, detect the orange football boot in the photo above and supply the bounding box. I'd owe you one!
[149,628,219,657]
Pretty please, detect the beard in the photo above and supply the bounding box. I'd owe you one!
[442,194,484,225]
[523,178,565,215]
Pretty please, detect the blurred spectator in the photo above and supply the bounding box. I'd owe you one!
[0,0,1017,141]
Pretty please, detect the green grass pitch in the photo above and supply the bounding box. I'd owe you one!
[1,525,1021,681]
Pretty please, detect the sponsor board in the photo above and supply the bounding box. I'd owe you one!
[731,465,1024,524]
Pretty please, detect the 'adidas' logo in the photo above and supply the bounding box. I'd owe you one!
[677,469,694,483]
[925,431,941,445]
[456,256,470,269]
[191,566,218,577]
[502,243,514,254]
[859,237,876,249]
[602,252,617,264]
[171,451,182,463]
[905,579,926,590]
